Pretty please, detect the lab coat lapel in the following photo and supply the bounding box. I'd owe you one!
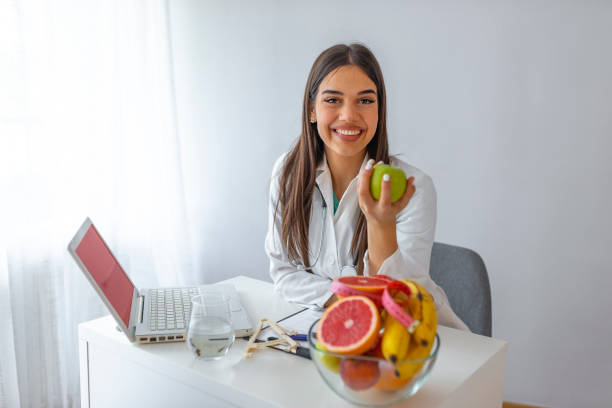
[314,157,333,213]
[333,153,371,219]
[311,153,371,277]
[312,155,338,277]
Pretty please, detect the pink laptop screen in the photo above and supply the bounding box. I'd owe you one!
[75,225,134,327]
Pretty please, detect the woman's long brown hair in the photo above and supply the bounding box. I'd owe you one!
[276,43,390,274]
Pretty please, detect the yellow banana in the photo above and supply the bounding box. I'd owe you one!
[418,289,437,347]
[394,337,429,379]
[400,280,422,320]
[401,280,437,350]
[381,313,411,363]
[392,280,438,380]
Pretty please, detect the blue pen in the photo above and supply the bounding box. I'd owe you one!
[290,334,307,341]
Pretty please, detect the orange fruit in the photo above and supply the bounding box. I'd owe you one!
[336,276,391,294]
[375,361,412,391]
[340,358,380,391]
[318,296,381,355]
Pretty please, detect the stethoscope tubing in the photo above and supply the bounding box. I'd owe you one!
[288,184,357,273]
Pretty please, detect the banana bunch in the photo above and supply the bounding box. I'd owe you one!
[380,280,437,380]
[380,311,411,363]
[401,280,437,352]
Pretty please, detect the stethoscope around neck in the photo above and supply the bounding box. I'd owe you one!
[287,184,358,276]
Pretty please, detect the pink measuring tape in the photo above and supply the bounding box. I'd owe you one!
[381,281,418,332]
[330,280,383,307]
[330,278,418,332]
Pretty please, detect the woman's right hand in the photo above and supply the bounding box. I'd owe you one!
[356,159,416,274]
[357,159,415,228]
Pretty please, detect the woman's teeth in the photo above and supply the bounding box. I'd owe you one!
[335,129,361,135]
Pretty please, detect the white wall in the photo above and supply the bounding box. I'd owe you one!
[167,1,612,406]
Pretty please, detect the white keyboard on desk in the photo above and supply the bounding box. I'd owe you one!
[148,287,199,331]
[135,283,254,343]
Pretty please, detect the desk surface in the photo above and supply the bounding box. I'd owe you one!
[79,276,507,407]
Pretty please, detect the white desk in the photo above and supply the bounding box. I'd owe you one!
[78,276,507,407]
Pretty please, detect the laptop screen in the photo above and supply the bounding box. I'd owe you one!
[75,224,134,327]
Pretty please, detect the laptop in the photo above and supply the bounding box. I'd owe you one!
[68,217,254,344]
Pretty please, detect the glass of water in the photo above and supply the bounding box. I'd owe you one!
[187,293,235,360]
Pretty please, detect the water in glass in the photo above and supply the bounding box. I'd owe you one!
[188,293,235,360]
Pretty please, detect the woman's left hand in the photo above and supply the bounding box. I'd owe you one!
[357,159,416,227]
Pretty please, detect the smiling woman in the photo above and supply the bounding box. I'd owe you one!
[264,43,468,331]
[312,65,379,162]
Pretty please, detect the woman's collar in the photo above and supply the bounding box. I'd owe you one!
[315,152,371,179]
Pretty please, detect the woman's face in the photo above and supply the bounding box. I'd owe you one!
[311,65,379,162]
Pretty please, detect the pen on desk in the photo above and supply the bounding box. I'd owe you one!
[290,334,307,342]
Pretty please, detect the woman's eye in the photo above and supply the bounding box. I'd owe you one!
[360,98,376,104]
[324,98,339,104]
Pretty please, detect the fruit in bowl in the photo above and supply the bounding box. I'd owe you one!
[308,277,440,406]
[308,320,440,406]
[340,357,380,391]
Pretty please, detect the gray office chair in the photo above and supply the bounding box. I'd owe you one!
[429,242,492,337]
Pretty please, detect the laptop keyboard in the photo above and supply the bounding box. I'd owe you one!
[148,287,199,331]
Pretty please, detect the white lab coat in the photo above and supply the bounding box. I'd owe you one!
[265,152,469,331]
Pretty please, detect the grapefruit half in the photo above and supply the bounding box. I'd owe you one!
[336,276,391,294]
[318,296,381,355]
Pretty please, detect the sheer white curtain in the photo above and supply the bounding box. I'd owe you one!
[0,0,194,406]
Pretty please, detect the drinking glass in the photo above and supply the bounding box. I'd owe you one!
[187,293,235,360]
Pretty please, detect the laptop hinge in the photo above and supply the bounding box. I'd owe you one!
[137,295,145,324]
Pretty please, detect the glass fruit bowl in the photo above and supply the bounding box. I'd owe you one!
[307,319,440,407]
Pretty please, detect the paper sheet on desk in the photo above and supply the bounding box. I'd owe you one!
[279,308,323,335]
[258,308,323,344]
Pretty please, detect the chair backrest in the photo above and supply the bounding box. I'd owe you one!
[429,242,492,336]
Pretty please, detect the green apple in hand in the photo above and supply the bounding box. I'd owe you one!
[369,164,407,202]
